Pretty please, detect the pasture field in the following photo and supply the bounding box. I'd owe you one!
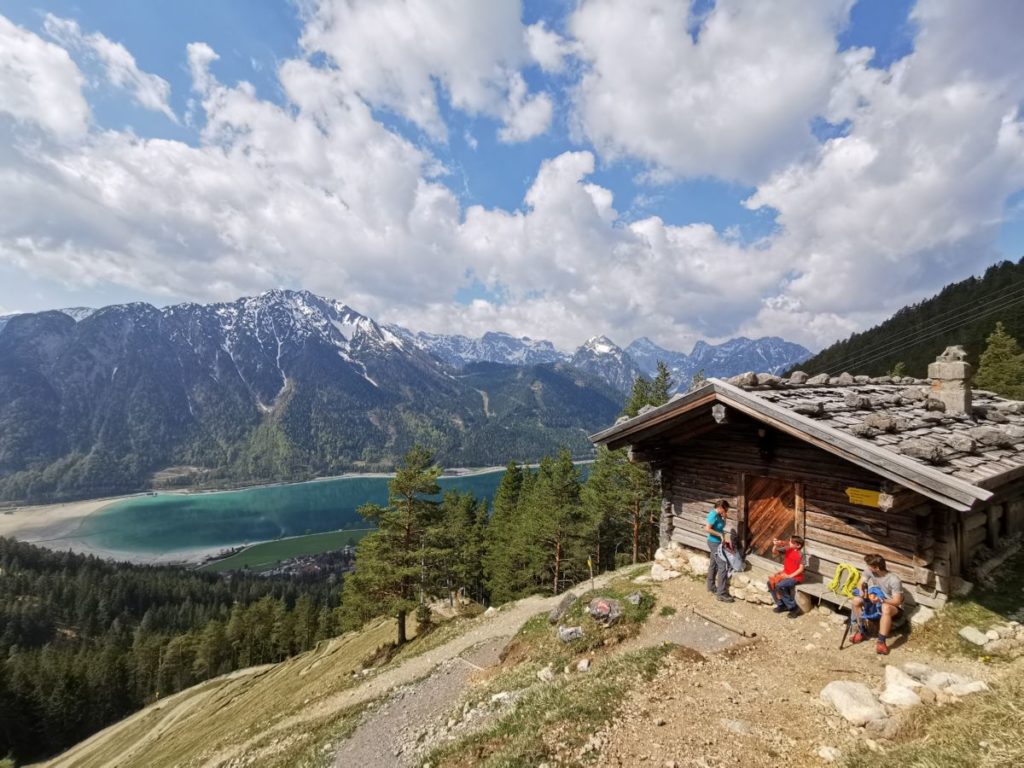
[198,528,372,572]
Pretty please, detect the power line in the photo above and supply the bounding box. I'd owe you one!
[818,291,1024,375]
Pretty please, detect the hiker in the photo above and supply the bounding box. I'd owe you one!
[704,500,733,602]
[850,554,904,655]
[768,535,805,619]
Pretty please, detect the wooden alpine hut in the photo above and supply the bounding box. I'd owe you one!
[590,348,1024,608]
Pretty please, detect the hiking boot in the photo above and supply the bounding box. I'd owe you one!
[787,609,801,619]
[716,594,735,603]
[773,605,788,613]
[875,640,890,655]
[849,632,866,644]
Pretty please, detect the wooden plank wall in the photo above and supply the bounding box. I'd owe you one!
[653,416,952,607]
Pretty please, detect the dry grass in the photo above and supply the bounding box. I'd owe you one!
[844,660,1024,768]
[911,549,1024,659]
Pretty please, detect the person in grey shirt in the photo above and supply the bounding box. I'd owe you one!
[849,553,904,655]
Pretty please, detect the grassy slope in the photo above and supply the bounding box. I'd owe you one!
[42,617,412,768]
[198,528,372,573]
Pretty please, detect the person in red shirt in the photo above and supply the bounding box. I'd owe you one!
[769,535,805,619]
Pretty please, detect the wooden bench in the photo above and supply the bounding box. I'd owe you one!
[796,582,908,630]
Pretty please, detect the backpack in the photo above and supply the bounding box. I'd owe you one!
[827,563,862,599]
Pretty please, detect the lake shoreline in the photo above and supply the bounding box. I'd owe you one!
[0,465,515,565]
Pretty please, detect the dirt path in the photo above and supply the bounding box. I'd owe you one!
[592,574,993,768]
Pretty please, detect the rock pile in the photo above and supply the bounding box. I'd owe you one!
[819,661,989,750]
[650,542,773,605]
[957,616,1024,658]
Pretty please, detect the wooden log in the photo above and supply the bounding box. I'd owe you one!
[963,512,987,532]
[805,526,932,568]
[804,540,921,584]
[671,528,711,553]
[804,510,926,552]
[966,525,987,549]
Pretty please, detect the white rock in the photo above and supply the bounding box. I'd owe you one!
[483,606,498,617]
[804,644,816,651]
[490,691,512,706]
[959,626,989,646]
[879,686,921,708]
[577,658,591,673]
[946,680,989,696]
[925,671,970,691]
[688,554,710,576]
[820,681,888,726]
[909,606,936,626]
[818,746,842,763]
[537,664,555,683]
[731,574,751,588]
[902,662,934,682]
[721,718,754,736]
[654,547,667,563]
[651,563,682,582]
[986,629,1000,641]
[885,665,923,690]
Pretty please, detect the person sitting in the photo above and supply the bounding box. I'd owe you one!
[769,535,805,619]
[850,553,904,655]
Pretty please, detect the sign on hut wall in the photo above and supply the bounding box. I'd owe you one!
[845,487,895,510]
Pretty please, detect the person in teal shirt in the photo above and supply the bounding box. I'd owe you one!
[705,500,733,602]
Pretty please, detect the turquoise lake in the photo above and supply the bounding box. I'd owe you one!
[77,470,512,554]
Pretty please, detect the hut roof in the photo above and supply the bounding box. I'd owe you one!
[591,376,1024,512]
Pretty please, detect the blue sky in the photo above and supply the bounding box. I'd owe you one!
[0,0,1022,352]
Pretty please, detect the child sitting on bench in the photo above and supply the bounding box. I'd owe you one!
[769,535,805,619]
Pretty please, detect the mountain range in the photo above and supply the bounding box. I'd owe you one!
[0,291,808,502]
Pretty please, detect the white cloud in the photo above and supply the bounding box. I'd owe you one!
[42,14,176,122]
[0,14,89,140]
[525,21,571,74]
[299,0,551,142]
[569,0,852,182]
[2,3,1024,358]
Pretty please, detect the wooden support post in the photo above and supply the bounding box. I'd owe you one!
[986,505,1002,549]
[795,482,806,539]
[736,472,747,550]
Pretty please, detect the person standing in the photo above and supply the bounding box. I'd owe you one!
[705,500,733,602]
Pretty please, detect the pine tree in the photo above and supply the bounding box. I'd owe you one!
[623,376,652,418]
[531,449,595,595]
[582,446,660,566]
[341,446,443,644]
[483,462,525,604]
[975,322,1024,398]
[650,361,674,405]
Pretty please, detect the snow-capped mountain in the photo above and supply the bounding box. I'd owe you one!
[0,290,621,501]
[626,335,810,390]
[391,328,562,369]
[570,336,646,395]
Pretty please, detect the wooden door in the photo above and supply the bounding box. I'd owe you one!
[745,476,796,556]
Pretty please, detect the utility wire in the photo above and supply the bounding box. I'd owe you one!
[813,283,1024,373]
[818,291,1024,375]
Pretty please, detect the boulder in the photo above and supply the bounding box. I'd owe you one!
[756,373,782,387]
[820,681,888,726]
[625,591,643,606]
[898,439,950,464]
[688,554,710,576]
[587,597,623,626]
[537,664,555,683]
[548,592,578,624]
[924,671,970,691]
[793,401,825,417]
[854,375,871,384]
[968,427,1014,448]
[844,392,874,409]
[901,662,934,682]
[807,373,831,386]
[733,371,757,387]
[946,680,989,696]
[577,658,591,673]
[789,371,809,384]
[885,665,923,690]
[836,372,855,386]
[558,625,584,643]
[817,746,842,763]
[959,626,990,646]
[879,686,921,708]
[651,563,681,582]
[947,434,977,454]
[908,606,936,626]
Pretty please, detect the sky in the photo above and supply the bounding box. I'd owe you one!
[0,0,1022,353]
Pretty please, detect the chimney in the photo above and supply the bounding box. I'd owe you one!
[928,345,972,416]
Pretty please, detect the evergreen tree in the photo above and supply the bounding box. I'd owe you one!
[582,446,660,566]
[650,361,674,405]
[975,322,1024,398]
[341,446,443,644]
[688,368,707,391]
[483,462,526,604]
[530,450,595,595]
[623,375,652,418]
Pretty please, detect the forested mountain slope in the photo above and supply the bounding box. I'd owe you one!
[794,258,1024,377]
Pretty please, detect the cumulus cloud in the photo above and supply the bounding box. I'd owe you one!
[525,21,571,74]
[0,15,89,140]
[299,0,552,142]
[569,0,851,182]
[2,2,1024,356]
[42,14,176,122]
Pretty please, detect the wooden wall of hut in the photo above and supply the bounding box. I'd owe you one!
[639,415,953,607]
